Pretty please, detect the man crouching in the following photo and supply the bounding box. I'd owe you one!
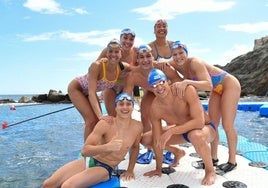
[143,69,216,185]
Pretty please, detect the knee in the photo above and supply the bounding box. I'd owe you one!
[188,130,205,145]
[85,118,98,127]
[61,180,75,188]
[222,123,236,134]
[67,80,75,94]
[140,133,152,147]
[42,178,54,188]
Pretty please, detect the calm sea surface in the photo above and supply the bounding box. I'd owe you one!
[0,95,267,188]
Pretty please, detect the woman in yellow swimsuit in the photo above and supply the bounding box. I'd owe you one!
[68,39,131,141]
[168,41,241,174]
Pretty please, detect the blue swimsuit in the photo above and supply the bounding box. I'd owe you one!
[183,122,216,143]
[85,157,114,179]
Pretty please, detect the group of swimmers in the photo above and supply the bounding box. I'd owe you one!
[42,19,241,187]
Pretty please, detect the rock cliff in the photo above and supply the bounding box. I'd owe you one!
[220,36,268,96]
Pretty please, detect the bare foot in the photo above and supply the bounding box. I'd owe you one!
[201,171,216,186]
[169,149,186,167]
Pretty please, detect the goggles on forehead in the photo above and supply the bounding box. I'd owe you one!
[172,41,188,55]
[114,93,134,106]
[107,38,122,49]
[151,80,166,88]
[120,28,136,38]
[137,44,152,54]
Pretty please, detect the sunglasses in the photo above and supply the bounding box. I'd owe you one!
[151,80,166,88]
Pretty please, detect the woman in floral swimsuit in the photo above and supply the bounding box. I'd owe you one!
[68,39,131,141]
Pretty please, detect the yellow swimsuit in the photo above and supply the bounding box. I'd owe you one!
[76,61,121,95]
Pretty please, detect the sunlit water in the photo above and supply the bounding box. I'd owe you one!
[0,95,267,188]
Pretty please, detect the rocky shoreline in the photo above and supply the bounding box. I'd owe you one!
[0,89,71,104]
[1,90,267,104]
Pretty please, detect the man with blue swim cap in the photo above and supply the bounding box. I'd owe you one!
[114,92,134,106]
[148,68,167,87]
[43,92,143,188]
[143,69,216,185]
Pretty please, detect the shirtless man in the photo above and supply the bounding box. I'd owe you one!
[123,44,181,113]
[139,19,175,161]
[143,69,216,186]
[42,93,143,188]
[123,44,182,164]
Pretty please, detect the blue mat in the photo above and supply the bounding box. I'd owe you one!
[91,176,120,188]
[77,153,121,187]
[219,127,268,170]
[243,151,268,170]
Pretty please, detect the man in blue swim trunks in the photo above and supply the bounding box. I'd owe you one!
[42,93,143,188]
[142,69,216,186]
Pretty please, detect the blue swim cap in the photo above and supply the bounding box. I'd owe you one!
[148,69,167,86]
[137,44,152,54]
[120,28,136,38]
[114,92,134,106]
[172,41,188,55]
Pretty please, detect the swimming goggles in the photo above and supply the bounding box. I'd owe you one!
[151,80,166,88]
[114,93,134,106]
[172,41,188,55]
[120,28,136,38]
[137,44,152,53]
[107,38,122,49]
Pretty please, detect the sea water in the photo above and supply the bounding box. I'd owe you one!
[0,95,267,187]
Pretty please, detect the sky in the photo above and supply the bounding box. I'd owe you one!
[1,0,268,95]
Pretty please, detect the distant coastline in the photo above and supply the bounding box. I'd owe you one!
[0,94,35,102]
[1,94,267,104]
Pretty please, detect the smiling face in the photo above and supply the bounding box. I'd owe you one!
[151,80,168,98]
[136,46,154,70]
[106,46,122,64]
[120,34,135,51]
[115,93,134,118]
[172,47,187,66]
[154,19,168,37]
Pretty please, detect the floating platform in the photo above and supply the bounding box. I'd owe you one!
[202,101,268,117]
[91,108,268,188]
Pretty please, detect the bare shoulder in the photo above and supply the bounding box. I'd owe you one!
[190,57,205,66]
[184,85,199,101]
[90,119,112,137]
[97,48,108,60]
[131,119,143,133]
[95,119,111,130]
[132,119,143,128]
[121,61,133,71]
[148,41,154,48]
[167,40,174,45]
